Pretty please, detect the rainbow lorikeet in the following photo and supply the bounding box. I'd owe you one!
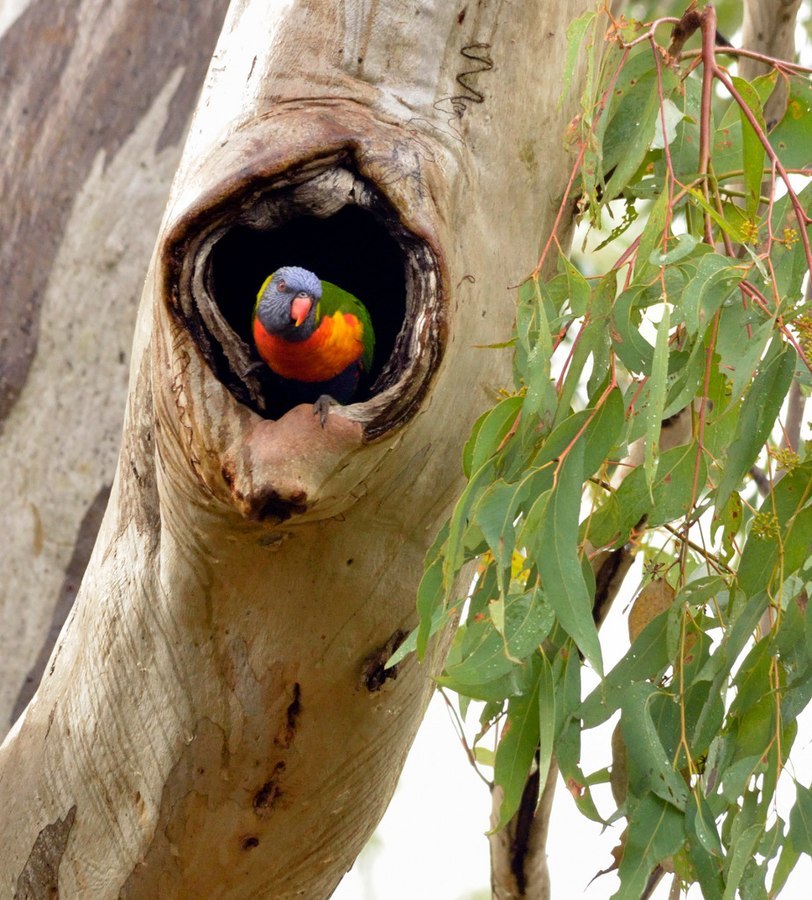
[252,266,375,423]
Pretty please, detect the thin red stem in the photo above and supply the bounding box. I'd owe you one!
[697,7,717,245]
[681,45,812,76]
[713,67,812,275]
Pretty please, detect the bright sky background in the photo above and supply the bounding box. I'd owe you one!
[334,580,812,899]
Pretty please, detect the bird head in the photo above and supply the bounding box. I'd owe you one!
[256,266,322,337]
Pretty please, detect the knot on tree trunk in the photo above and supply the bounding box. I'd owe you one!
[161,102,446,440]
[155,103,448,523]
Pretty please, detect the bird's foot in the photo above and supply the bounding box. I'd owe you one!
[242,360,266,378]
[313,395,338,428]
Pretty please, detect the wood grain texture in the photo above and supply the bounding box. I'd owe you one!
[0,0,591,896]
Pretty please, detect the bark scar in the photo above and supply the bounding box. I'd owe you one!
[15,804,77,899]
[274,682,301,748]
[509,765,541,894]
[362,629,408,692]
[252,761,287,817]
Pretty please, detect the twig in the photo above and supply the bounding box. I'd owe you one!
[697,6,717,245]
[681,45,812,76]
[438,687,493,789]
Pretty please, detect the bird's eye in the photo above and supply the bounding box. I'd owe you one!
[277,278,286,291]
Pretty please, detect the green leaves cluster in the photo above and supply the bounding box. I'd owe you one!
[398,5,812,897]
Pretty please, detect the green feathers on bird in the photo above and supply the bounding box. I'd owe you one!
[252,266,375,405]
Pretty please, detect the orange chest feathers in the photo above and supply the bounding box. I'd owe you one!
[253,310,364,383]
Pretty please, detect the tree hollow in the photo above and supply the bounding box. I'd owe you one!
[163,156,443,439]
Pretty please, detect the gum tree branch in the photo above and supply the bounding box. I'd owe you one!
[0,1,592,897]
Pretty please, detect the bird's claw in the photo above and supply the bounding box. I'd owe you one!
[242,360,266,378]
[313,395,336,428]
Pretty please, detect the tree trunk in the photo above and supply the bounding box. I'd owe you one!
[0,0,590,896]
[0,0,231,730]
[739,0,803,124]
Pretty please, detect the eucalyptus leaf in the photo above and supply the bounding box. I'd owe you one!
[731,75,767,218]
[620,683,688,810]
[588,442,706,549]
[493,663,542,830]
[738,461,812,596]
[770,842,801,896]
[611,285,655,373]
[580,608,670,727]
[649,231,699,266]
[686,792,723,857]
[530,439,603,673]
[634,188,670,282]
[464,396,522,478]
[537,651,556,797]
[723,824,763,900]
[561,8,595,106]
[614,792,685,899]
[715,340,796,512]
[675,253,741,337]
[788,782,812,854]
[445,589,554,686]
[416,556,446,659]
[643,303,670,496]
[771,78,812,169]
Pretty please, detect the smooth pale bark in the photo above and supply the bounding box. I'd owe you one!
[740,0,803,124]
[0,0,590,897]
[741,0,803,58]
[0,0,230,730]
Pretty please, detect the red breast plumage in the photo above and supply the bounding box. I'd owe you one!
[251,266,375,404]
[252,309,364,383]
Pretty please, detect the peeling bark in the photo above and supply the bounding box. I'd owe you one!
[1,0,590,896]
[15,805,77,900]
[0,0,231,730]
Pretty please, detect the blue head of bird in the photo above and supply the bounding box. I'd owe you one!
[256,266,322,341]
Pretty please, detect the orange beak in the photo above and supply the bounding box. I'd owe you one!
[291,295,312,327]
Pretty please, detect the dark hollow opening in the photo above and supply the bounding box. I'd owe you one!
[210,205,406,418]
